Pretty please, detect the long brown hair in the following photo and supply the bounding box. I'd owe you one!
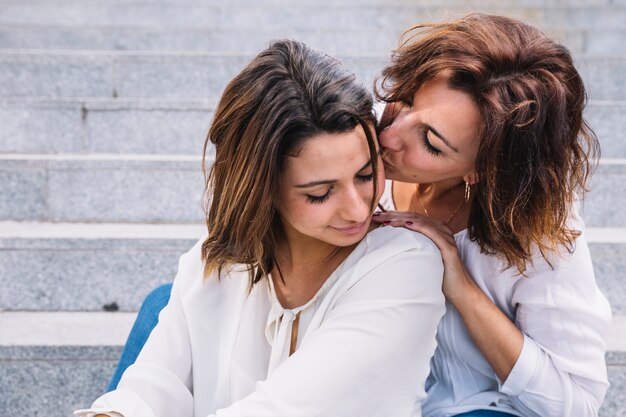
[202,39,378,286]
[376,14,599,274]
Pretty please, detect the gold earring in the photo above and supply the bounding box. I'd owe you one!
[464,181,471,202]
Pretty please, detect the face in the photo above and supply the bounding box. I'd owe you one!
[379,74,482,184]
[277,124,384,248]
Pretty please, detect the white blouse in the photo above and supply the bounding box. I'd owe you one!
[379,180,611,417]
[76,226,446,417]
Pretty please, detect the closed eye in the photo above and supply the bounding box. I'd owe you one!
[421,130,442,156]
[306,188,332,204]
[356,172,374,182]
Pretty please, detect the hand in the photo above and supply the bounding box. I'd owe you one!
[372,211,475,303]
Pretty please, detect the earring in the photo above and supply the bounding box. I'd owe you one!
[464,181,471,202]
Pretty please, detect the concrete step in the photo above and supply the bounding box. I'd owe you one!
[0,0,615,6]
[583,160,626,227]
[1,3,625,31]
[0,311,624,417]
[0,222,624,313]
[0,5,564,30]
[0,222,202,311]
[1,155,624,225]
[0,51,385,100]
[0,98,216,154]
[1,25,624,55]
[1,98,623,157]
[0,26,403,56]
[0,154,208,223]
[0,51,623,100]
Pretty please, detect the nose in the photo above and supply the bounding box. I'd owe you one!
[379,122,402,152]
[340,184,371,223]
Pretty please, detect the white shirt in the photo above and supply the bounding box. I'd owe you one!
[379,180,611,417]
[76,226,446,417]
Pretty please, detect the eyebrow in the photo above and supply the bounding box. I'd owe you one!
[295,160,372,188]
[426,124,460,153]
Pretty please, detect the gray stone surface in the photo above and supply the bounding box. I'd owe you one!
[87,106,211,154]
[1,4,623,32]
[114,54,248,99]
[583,29,626,54]
[0,3,219,28]
[0,98,215,154]
[0,53,113,97]
[4,25,620,56]
[545,6,626,30]
[0,4,543,30]
[0,347,118,417]
[0,100,85,153]
[0,26,401,56]
[590,243,626,314]
[46,159,206,222]
[587,102,626,159]
[0,162,47,221]
[0,0,613,6]
[0,237,195,311]
[579,56,626,101]
[601,366,626,417]
[0,158,209,222]
[583,163,626,227]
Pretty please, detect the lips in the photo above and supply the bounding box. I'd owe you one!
[333,221,367,235]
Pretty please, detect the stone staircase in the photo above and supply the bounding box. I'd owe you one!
[0,0,624,415]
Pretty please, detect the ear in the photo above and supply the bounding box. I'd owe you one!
[464,172,479,185]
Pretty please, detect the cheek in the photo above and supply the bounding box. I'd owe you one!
[403,146,430,170]
[281,198,332,231]
[375,166,386,200]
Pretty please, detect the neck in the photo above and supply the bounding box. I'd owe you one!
[393,178,470,233]
[418,178,465,199]
[272,231,355,309]
[276,236,347,274]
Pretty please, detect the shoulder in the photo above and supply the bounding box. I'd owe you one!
[173,235,206,289]
[350,226,443,286]
[171,234,247,293]
[365,225,441,259]
[336,226,444,305]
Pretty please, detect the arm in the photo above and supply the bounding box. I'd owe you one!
[374,212,611,417]
[210,235,445,417]
[502,233,611,416]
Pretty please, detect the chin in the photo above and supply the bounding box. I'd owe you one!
[329,223,370,246]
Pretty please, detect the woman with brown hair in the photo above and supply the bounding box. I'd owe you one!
[76,39,446,417]
[373,13,611,417]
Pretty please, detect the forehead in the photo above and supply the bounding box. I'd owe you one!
[282,125,372,182]
[413,76,481,148]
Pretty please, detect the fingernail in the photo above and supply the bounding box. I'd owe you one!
[383,220,391,225]
[405,221,413,225]
[373,212,381,216]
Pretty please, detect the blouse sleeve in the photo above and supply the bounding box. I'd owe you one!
[501,230,611,417]
[210,233,446,417]
[75,240,201,417]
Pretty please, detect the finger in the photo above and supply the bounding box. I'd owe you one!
[381,218,456,251]
[373,210,428,221]
[374,210,450,230]
[376,214,455,241]
[404,220,456,248]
